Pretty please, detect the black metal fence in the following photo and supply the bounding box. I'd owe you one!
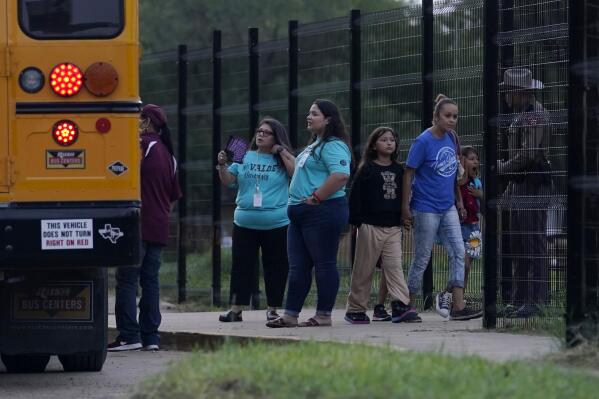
[138,0,599,336]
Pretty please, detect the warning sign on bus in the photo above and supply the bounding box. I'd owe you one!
[41,219,94,250]
[11,282,93,322]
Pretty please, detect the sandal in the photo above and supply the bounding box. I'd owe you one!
[265,317,298,328]
[298,317,331,327]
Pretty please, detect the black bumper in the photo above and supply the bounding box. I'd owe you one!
[0,202,141,268]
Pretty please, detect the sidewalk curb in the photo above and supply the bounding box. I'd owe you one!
[108,327,300,351]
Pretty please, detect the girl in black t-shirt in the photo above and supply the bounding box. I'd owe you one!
[345,127,421,324]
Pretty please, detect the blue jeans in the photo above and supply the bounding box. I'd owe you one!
[407,206,465,294]
[284,197,348,317]
[115,243,162,346]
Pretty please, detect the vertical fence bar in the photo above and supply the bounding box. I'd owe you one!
[176,44,188,304]
[212,30,222,307]
[499,0,514,305]
[349,9,361,270]
[566,0,586,345]
[350,9,362,161]
[483,0,499,329]
[248,27,261,309]
[288,20,299,149]
[421,0,434,309]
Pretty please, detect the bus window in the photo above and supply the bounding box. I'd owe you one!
[18,0,124,40]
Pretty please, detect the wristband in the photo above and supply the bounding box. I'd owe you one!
[311,191,322,203]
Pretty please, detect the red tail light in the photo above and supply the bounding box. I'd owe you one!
[52,120,79,146]
[50,63,83,97]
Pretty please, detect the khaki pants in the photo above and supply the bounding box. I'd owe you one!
[346,224,410,313]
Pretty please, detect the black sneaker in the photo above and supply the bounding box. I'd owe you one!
[391,300,422,323]
[372,304,392,322]
[344,312,370,324]
[107,340,142,352]
[219,310,242,322]
[497,304,518,318]
[266,309,280,321]
[450,305,483,321]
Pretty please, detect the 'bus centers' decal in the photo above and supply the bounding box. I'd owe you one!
[46,150,85,169]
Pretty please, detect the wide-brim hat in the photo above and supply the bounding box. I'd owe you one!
[499,68,544,90]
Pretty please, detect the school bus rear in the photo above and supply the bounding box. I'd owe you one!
[0,0,141,268]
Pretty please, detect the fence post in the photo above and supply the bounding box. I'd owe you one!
[482,0,499,329]
[177,44,188,304]
[212,30,222,307]
[349,9,361,270]
[248,27,261,309]
[566,0,586,345]
[421,0,434,309]
[288,20,299,149]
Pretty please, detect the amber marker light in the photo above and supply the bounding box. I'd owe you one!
[50,63,83,97]
[52,120,79,146]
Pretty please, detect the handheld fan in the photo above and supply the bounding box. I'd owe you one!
[225,135,249,163]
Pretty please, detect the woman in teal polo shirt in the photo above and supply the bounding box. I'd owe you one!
[216,117,295,322]
[267,99,351,328]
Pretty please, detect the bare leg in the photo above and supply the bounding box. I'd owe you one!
[464,256,472,292]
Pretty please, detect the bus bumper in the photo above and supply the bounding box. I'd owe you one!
[0,203,140,268]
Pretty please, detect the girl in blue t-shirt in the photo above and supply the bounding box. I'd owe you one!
[267,99,351,328]
[402,94,481,321]
[216,117,296,323]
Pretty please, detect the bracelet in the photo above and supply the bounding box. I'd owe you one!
[311,191,322,203]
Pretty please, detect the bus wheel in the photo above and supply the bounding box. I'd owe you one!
[1,353,51,373]
[59,350,107,372]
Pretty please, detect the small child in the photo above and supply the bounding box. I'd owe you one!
[458,146,483,290]
[345,127,421,324]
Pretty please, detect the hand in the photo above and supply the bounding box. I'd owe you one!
[304,195,320,206]
[401,207,413,230]
[271,144,284,155]
[467,186,483,198]
[457,206,467,222]
[217,150,228,165]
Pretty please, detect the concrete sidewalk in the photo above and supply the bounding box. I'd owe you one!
[108,309,560,362]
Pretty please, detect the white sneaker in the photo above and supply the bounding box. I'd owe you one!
[142,344,159,352]
[435,291,452,319]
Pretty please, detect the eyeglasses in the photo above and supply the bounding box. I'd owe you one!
[255,128,274,136]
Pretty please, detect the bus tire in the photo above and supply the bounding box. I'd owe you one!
[1,353,51,373]
[59,350,107,372]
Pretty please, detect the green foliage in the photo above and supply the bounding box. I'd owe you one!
[140,0,405,51]
[131,341,599,399]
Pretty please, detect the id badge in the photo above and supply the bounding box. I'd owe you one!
[253,187,263,208]
[297,147,312,168]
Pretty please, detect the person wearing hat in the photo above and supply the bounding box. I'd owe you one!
[109,104,182,352]
[497,68,551,318]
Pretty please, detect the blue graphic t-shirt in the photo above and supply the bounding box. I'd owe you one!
[289,138,351,205]
[406,129,458,213]
[228,151,290,230]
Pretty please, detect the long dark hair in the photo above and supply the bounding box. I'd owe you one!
[249,117,292,165]
[357,126,399,172]
[309,99,351,157]
[158,124,175,157]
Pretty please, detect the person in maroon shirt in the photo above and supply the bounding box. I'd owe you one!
[108,104,182,352]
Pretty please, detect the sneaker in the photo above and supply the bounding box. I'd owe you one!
[266,309,279,321]
[107,340,142,352]
[142,344,159,352]
[391,300,422,323]
[450,305,483,321]
[344,312,370,324]
[435,291,452,319]
[497,304,518,318]
[219,310,242,322]
[372,304,392,322]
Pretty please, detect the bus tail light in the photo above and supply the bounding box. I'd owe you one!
[84,62,119,97]
[50,63,83,97]
[52,120,79,146]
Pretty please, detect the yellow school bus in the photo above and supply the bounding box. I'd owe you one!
[0,0,140,267]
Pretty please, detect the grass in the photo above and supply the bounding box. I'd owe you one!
[130,341,599,399]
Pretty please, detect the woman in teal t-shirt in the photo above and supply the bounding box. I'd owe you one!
[267,99,351,328]
[216,117,295,322]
